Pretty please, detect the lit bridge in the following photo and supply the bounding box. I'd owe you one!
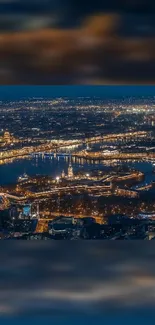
[0,131,149,161]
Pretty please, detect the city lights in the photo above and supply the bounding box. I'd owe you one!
[0,91,155,240]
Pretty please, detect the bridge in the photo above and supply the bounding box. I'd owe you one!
[0,131,149,161]
[73,150,155,161]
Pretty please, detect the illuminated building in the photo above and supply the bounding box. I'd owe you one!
[4,131,12,143]
[68,160,74,178]
[18,204,31,219]
[18,172,29,183]
[86,143,90,150]
[23,205,31,217]
[61,170,65,178]
[19,203,40,220]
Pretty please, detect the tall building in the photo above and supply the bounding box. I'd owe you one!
[68,159,74,178]
[4,131,11,143]
[61,170,65,178]
[86,142,90,150]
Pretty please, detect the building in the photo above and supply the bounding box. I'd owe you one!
[68,160,74,178]
[3,131,12,143]
[18,172,29,183]
[18,203,40,220]
[61,170,65,178]
[86,143,90,150]
[48,216,82,238]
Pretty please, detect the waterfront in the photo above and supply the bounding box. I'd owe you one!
[0,154,155,187]
[1,88,155,240]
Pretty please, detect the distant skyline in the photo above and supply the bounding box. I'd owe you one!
[0,86,155,100]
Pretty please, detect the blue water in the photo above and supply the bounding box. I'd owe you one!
[0,155,110,185]
[128,161,155,186]
[0,155,155,187]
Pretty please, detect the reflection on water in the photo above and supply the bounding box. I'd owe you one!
[0,153,155,186]
[0,155,107,185]
[128,161,155,187]
[0,140,155,186]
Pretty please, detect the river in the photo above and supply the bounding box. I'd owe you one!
[0,154,155,187]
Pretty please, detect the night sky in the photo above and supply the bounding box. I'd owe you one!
[0,85,155,100]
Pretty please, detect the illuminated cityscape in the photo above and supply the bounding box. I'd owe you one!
[1,87,155,239]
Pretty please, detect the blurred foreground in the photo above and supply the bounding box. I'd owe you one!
[1,242,155,321]
[1,1,155,83]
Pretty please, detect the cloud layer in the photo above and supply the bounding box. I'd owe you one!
[1,242,155,318]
